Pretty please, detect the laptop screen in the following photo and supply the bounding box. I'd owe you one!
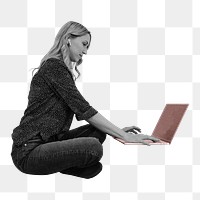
[152,104,188,144]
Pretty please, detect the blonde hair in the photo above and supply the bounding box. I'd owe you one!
[30,21,91,81]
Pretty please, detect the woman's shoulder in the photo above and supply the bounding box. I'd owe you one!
[40,57,66,71]
[39,57,74,80]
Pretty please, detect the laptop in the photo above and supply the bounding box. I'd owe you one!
[113,104,189,145]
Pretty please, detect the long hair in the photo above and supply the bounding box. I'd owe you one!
[30,21,91,81]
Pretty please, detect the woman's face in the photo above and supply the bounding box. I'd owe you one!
[68,33,90,62]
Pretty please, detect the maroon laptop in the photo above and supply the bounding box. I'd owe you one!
[114,104,189,145]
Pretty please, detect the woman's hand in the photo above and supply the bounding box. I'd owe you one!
[123,131,160,146]
[122,126,141,134]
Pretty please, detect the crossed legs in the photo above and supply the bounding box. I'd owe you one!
[23,124,107,178]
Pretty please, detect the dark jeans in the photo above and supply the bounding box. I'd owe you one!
[11,124,106,177]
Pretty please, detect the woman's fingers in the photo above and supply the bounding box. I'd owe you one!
[141,140,151,146]
[147,136,161,142]
[138,134,160,142]
[132,130,138,134]
[123,126,142,134]
[124,133,160,145]
[130,139,150,146]
[129,126,141,133]
[128,130,139,134]
[133,126,141,132]
[133,129,141,134]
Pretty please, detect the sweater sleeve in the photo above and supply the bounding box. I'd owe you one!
[41,59,98,121]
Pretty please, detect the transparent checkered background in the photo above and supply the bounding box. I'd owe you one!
[0,0,200,199]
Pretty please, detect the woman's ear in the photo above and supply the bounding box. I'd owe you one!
[64,36,70,43]
[68,39,71,46]
[66,39,71,47]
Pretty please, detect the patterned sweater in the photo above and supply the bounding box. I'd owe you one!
[11,58,98,146]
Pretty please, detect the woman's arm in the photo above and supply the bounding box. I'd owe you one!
[86,112,127,140]
[86,112,160,145]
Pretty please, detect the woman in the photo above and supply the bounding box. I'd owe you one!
[10,21,159,179]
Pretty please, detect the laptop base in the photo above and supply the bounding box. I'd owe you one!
[114,137,169,145]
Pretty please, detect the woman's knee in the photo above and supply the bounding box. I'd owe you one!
[86,137,103,160]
